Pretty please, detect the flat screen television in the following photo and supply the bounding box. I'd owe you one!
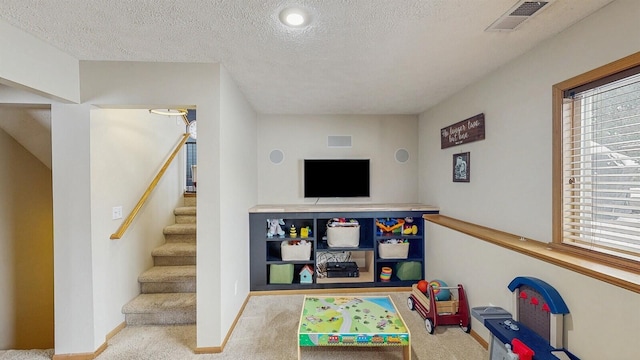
[304,159,370,198]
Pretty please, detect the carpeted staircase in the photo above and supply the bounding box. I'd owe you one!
[122,195,197,326]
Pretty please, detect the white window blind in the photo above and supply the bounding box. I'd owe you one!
[562,71,640,261]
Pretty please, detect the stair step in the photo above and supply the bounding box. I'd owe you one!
[163,223,196,243]
[122,293,196,326]
[152,243,196,266]
[174,207,196,215]
[183,196,196,207]
[174,206,196,224]
[139,265,196,293]
[163,223,196,235]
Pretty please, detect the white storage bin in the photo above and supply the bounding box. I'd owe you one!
[378,241,409,259]
[327,226,360,247]
[281,241,312,260]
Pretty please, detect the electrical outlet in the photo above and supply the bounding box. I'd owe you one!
[112,206,123,220]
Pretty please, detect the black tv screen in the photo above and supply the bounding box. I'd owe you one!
[304,159,370,198]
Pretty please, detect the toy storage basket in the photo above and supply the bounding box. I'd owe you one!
[378,241,409,259]
[327,226,360,247]
[281,241,312,261]
[269,264,294,284]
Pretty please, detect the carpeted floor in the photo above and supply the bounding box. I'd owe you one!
[0,292,488,360]
[0,349,53,360]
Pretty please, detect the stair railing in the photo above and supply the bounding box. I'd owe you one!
[110,131,192,240]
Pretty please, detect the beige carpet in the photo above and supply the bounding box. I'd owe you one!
[1,292,488,360]
[0,349,53,360]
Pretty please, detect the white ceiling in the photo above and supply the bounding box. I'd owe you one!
[0,0,616,115]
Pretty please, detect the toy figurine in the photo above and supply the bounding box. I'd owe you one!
[267,219,285,238]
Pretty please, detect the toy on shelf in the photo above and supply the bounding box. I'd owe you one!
[379,267,392,281]
[299,265,314,284]
[289,225,297,238]
[407,279,470,334]
[267,219,285,238]
[375,218,405,235]
[402,217,419,235]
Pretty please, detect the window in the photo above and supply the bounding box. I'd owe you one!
[553,52,640,271]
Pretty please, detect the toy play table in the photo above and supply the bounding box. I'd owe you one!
[298,295,411,359]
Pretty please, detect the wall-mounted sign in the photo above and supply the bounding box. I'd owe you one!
[440,113,485,149]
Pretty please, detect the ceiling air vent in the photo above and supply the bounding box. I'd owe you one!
[486,1,552,32]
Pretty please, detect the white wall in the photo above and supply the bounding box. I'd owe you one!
[419,1,640,359]
[0,127,53,350]
[419,0,640,241]
[89,109,185,346]
[0,19,79,103]
[218,66,257,338]
[51,103,95,354]
[257,114,419,204]
[0,107,51,168]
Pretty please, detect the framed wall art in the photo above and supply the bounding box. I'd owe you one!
[453,152,470,182]
[441,113,485,149]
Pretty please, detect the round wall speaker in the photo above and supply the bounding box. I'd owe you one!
[395,148,410,163]
[269,149,284,164]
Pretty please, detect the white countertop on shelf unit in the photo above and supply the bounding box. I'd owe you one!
[249,203,439,213]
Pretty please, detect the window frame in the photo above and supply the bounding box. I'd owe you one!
[552,51,640,273]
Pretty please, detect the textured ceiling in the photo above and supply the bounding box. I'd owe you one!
[0,0,615,115]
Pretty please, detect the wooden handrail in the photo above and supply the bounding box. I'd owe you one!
[423,214,640,294]
[111,132,192,240]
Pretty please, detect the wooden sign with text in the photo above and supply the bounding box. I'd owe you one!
[440,113,485,149]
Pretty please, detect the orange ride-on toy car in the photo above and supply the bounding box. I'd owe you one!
[407,283,471,334]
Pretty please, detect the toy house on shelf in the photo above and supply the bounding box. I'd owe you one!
[299,265,314,284]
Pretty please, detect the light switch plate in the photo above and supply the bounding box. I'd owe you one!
[112,206,123,220]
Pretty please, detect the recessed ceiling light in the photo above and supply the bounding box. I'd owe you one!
[286,13,305,26]
[279,7,310,27]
